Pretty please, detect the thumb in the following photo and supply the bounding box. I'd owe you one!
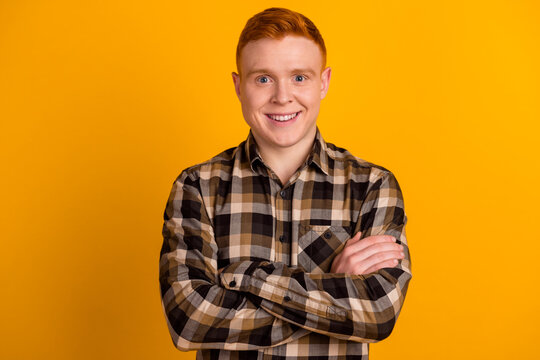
[348,231,362,244]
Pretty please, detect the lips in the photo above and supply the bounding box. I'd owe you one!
[265,112,300,122]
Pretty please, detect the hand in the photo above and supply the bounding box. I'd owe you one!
[330,232,404,275]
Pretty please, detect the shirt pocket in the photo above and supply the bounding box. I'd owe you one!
[297,225,351,274]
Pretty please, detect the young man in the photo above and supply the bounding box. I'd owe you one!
[160,7,411,359]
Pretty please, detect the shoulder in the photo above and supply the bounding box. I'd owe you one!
[175,141,245,184]
[324,141,394,183]
[323,141,404,207]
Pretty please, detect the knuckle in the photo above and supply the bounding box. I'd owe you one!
[374,254,385,262]
[371,243,390,253]
[365,236,379,244]
[354,265,365,275]
[391,244,402,252]
[375,252,391,262]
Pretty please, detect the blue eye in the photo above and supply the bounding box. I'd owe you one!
[295,75,306,82]
[257,76,269,83]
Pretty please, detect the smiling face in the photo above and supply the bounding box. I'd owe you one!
[233,35,331,155]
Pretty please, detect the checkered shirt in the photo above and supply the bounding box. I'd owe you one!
[159,129,412,359]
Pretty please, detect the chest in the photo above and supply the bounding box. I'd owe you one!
[210,172,364,273]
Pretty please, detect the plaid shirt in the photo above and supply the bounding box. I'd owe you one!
[159,129,412,359]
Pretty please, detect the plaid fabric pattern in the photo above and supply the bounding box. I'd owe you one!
[159,129,412,359]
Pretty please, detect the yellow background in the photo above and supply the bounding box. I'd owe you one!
[1,0,539,359]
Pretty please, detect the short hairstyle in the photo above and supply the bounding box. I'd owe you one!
[236,7,327,74]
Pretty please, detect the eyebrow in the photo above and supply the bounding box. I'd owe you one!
[244,68,318,78]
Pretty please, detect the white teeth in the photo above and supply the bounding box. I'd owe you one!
[268,112,298,121]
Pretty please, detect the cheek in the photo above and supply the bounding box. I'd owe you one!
[242,86,270,109]
[297,89,321,109]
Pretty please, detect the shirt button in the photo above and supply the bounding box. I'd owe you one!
[229,280,236,287]
[324,231,332,239]
[279,235,286,242]
[284,295,291,302]
[280,190,286,198]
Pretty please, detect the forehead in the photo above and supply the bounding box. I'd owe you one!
[239,36,323,75]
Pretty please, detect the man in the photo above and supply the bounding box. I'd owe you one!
[159,7,411,359]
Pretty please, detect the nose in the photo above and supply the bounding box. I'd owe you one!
[271,81,293,104]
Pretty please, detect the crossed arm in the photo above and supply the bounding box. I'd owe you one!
[159,170,412,351]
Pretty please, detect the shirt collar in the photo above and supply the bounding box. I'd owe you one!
[309,128,330,175]
[244,128,330,176]
[245,131,263,171]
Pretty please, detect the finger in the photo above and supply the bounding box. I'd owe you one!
[362,259,400,274]
[339,239,401,266]
[347,234,397,253]
[347,231,362,244]
[364,250,404,267]
[353,250,404,274]
[347,241,403,263]
[341,232,362,251]
[362,242,404,259]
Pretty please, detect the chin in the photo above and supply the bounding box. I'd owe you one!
[272,135,304,149]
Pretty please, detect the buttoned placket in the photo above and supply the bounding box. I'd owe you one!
[257,153,316,267]
[270,181,291,264]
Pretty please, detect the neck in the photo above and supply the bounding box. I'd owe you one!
[256,131,316,185]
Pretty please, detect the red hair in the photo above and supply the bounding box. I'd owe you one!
[236,7,327,73]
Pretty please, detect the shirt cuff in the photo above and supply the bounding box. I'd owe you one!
[219,261,348,322]
[220,261,262,291]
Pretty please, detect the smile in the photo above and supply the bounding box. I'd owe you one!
[266,112,300,122]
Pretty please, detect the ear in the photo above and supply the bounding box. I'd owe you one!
[232,72,241,99]
[320,67,332,100]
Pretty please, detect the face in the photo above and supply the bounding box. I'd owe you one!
[232,36,331,154]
